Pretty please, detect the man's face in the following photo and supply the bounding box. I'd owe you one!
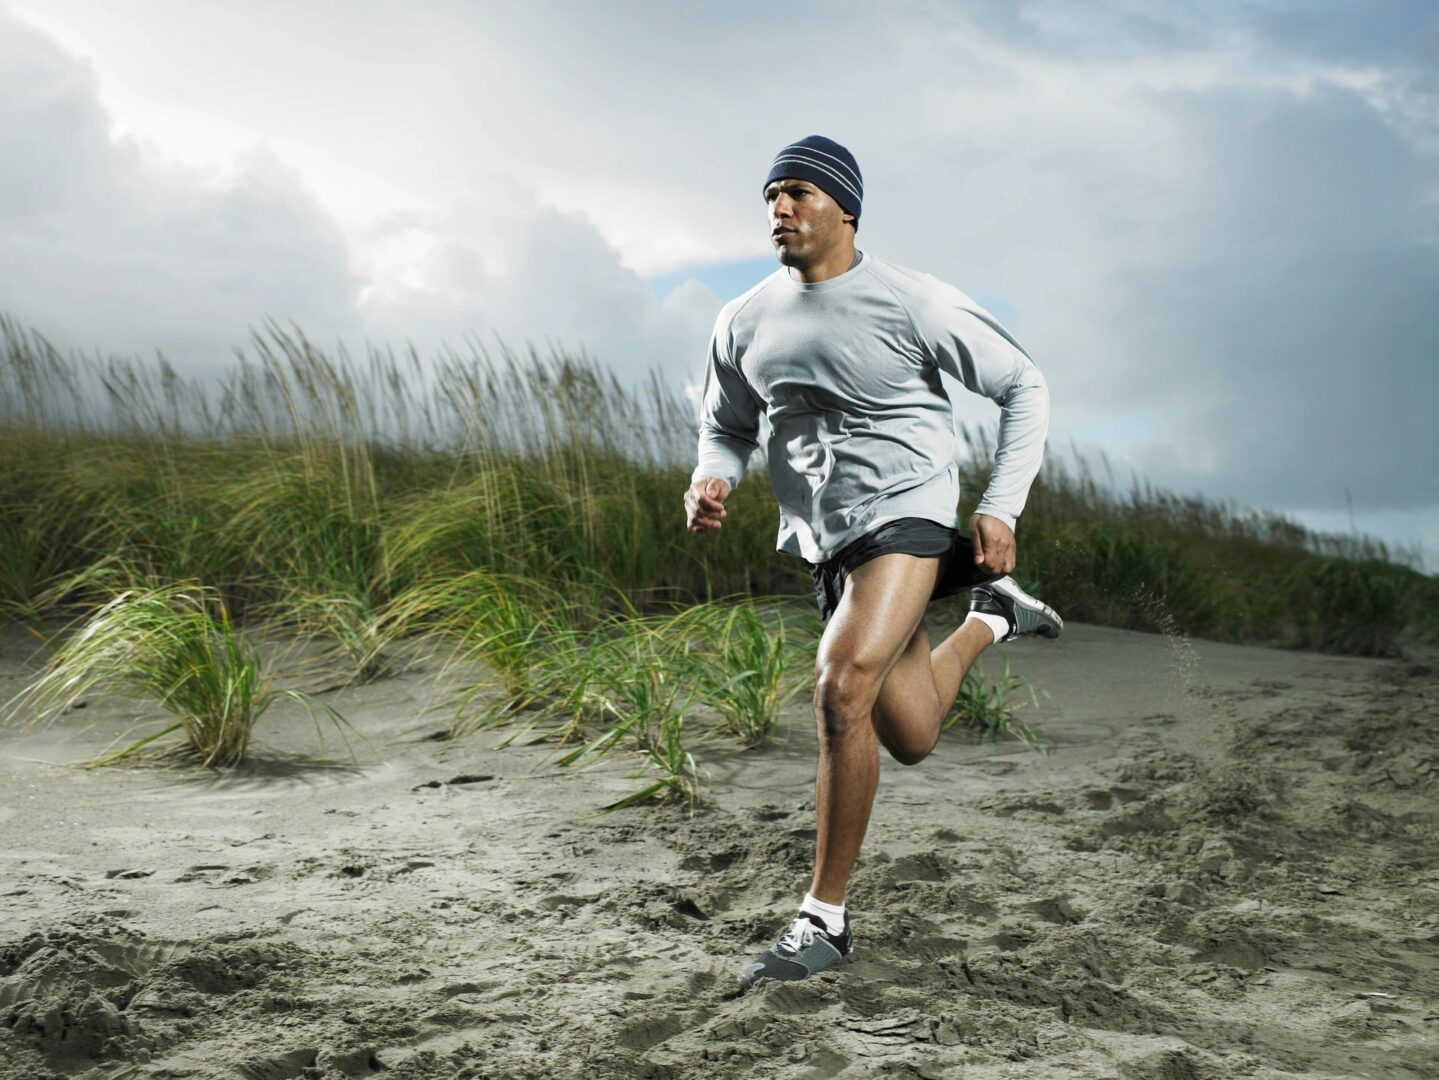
[765,178,854,266]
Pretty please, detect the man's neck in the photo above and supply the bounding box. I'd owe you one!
[788,245,862,285]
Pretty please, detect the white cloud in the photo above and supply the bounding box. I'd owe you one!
[0,4,724,391]
[0,10,361,370]
[1,0,1435,563]
[355,189,723,388]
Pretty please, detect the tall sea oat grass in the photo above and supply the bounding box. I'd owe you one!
[269,591,392,684]
[223,456,392,681]
[8,311,1435,810]
[2,311,1434,671]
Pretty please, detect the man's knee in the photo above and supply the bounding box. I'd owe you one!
[813,662,882,741]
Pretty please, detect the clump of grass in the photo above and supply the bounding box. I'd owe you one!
[7,583,347,767]
[395,588,718,811]
[270,591,392,684]
[553,613,705,813]
[384,569,584,735]
[666,595,811,748]
[616,709,702,814]
[943,654,1049,751]
[384,477,507,587]
[224,465,383,597]
[221,449,394,681]
[0,464,91,627]
[568,709,703,816]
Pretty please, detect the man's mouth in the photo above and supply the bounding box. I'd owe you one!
[772,228,795,239]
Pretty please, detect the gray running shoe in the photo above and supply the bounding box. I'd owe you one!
[970,576,1063,642]
[738,911,853,989]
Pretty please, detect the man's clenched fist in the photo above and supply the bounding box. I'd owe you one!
[686,477,731,534]
[970,512,1017,576]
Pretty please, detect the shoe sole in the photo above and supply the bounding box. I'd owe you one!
[738,950,852,989]
[988,577,1063,640]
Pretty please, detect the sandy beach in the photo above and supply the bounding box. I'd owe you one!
[2,610,1436,1079]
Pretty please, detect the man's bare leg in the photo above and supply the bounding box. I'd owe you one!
[807,553,945,905]
[869,615,994,766]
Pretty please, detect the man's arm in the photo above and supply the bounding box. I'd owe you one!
[914,284,1050,531]
[691,311,762,494]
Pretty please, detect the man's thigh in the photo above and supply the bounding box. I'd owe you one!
[815,553,941,690]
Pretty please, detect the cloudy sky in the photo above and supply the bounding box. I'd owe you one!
[3,0,1436,568]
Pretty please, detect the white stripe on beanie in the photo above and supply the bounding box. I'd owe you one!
[769,153,863,204]
[777,143,864,200]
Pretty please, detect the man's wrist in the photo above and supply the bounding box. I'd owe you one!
[972,507,1017,530]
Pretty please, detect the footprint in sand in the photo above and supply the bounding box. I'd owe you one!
[987,796,1068,818]
[800,1045,853,1076]
[1097,805,1179,838]
[1023,895,1085,924]
[1081,785,1146,810]
[758,981,832,1015]
[235,1047,319,1079]
[0,918,308,1074]
[882,851,956,884]
[614,1010,688,1052]
[679,848,741,873]
[753,806,793,822]
[536,892,600,914]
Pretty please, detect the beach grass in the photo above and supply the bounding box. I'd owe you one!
[2,313,1433,794]
[944,653,1050,752]
[383,568,581,732]
[547,609,706,811]
[660,596,815,749]
[7,582,347,767]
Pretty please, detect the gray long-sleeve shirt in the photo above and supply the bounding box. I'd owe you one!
[691,249,1050,565]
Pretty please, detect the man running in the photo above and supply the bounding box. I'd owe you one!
[684,134,1063,989]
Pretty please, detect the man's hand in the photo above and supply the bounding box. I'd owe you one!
[686,477,731,534]
[970,512,1017,576]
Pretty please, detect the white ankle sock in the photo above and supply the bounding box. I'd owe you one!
[800,892,846,936]
[964,610,1009,645]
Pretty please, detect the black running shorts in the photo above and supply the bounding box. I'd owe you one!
[805,517,1004,626]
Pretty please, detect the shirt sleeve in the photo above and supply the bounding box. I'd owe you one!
[910,279,1050,530]
[691,308,762,493]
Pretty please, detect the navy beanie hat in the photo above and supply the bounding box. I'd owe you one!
[764,135,863,228]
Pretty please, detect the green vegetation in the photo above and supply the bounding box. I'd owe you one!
[943,653,1050,752]
[1000,444,1435,654]
[8,582,346,767]
[1,313,1432,809]
[666,596,814,749]
[551,611,705,813]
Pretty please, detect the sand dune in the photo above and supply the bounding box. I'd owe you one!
[1,619,1435,1079]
